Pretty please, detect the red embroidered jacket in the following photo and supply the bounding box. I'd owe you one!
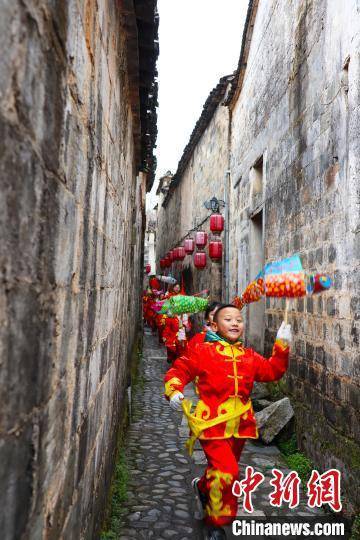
[162,316,188,355]
[187,330,206,351]
[164,338,289,440]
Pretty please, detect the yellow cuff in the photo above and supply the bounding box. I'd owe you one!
[274,338,289,352]
[164,377,183,398]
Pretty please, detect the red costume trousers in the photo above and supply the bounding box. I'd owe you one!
[198,437,245,527]
[166,348,178,363]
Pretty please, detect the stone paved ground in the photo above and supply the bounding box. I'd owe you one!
[118,329,203,540]
[118,330,328,540]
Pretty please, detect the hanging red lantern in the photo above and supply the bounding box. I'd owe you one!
[194,252,207,270]
[210,214,224,233]
[173,247,180,260]
[160,258,166,269]
[177,246,186,260]
[184,238,195,254]
[195,231,208,249]
[145,264,151,274]
[168,250,175,262]
[209,240,223,260]
[164,255,171,268]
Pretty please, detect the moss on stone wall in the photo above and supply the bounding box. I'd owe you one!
[293,402,360,472]
[350,515,360,540]
[100,411,130,539]
[267,379,288,400]
[101,336,144,538]
[290,400,360,514]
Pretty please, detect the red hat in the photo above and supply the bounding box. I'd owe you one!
[149,276,161,290]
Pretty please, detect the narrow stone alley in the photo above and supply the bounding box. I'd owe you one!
[117,328,330,540]
[1,0,359,537]
[117,327,203,539]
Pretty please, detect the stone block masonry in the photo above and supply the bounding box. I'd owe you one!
[155,0,360,515]
[0,0,157,538]
[229,0,360,513]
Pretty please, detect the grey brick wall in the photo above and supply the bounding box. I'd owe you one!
[0,1,146,538]
[229,0,360,512]
[156,0,360,513]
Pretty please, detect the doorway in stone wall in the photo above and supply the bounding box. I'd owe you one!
[181,266,194,295]
[248,209,265,352]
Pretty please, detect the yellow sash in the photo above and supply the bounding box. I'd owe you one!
[181,398,252,455]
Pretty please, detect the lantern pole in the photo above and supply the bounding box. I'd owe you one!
[204,195,227,301]
[224,171,230,303]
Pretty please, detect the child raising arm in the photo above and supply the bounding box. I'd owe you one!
[164,305,291,540]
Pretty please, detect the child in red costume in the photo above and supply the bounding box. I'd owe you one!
[164,305,291,540]
[155,312,167,344]
[162,283,189,362]
[188,301,222,351]
[188,301,222,396]
[143,288,154,328]
[162,315,188,363]
[142,289,150,323]
[149,275,162,291]
[145,276,162,333]
[167,283,181,297]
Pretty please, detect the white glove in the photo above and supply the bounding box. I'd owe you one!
[276,321,292,347]
[170,392,184,411]
[182,314,190,329]
[177,328,186,341]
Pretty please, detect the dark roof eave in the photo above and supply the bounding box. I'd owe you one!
[120,0,159,192]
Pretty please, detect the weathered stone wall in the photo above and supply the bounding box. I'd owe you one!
[229,0,360,511]
[156,101,229,303]
[0,1,149,538]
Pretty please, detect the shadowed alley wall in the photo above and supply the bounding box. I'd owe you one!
[0,0,158,538]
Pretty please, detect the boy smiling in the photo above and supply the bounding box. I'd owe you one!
[164,305,291,540]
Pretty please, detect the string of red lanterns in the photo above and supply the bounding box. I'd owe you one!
[194,251,207,270]
[210,213,224,233]
[184,238,195,254]
[209,239,223,260]
[208,213,224,262]
[157,212,224,272]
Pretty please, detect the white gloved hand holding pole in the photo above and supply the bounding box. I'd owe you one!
[170,392,184,411]
[177,328,186,341]
[276,321,292,348]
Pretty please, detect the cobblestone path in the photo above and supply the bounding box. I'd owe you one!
[118,330,327,539]
[118,329,203,539]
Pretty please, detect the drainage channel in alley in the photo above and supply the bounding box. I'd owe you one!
[108,329,330,540]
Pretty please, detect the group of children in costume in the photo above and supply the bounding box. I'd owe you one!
[143,277,292,540]
[142,277,192,362]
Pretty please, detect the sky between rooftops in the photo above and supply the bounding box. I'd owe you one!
[148,0,249,208]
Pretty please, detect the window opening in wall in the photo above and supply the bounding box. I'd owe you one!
[248,209,265,352]
[254,155,263,170]
[249,155,264,210]
[182,267,194,296]
[341,55,350,94]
